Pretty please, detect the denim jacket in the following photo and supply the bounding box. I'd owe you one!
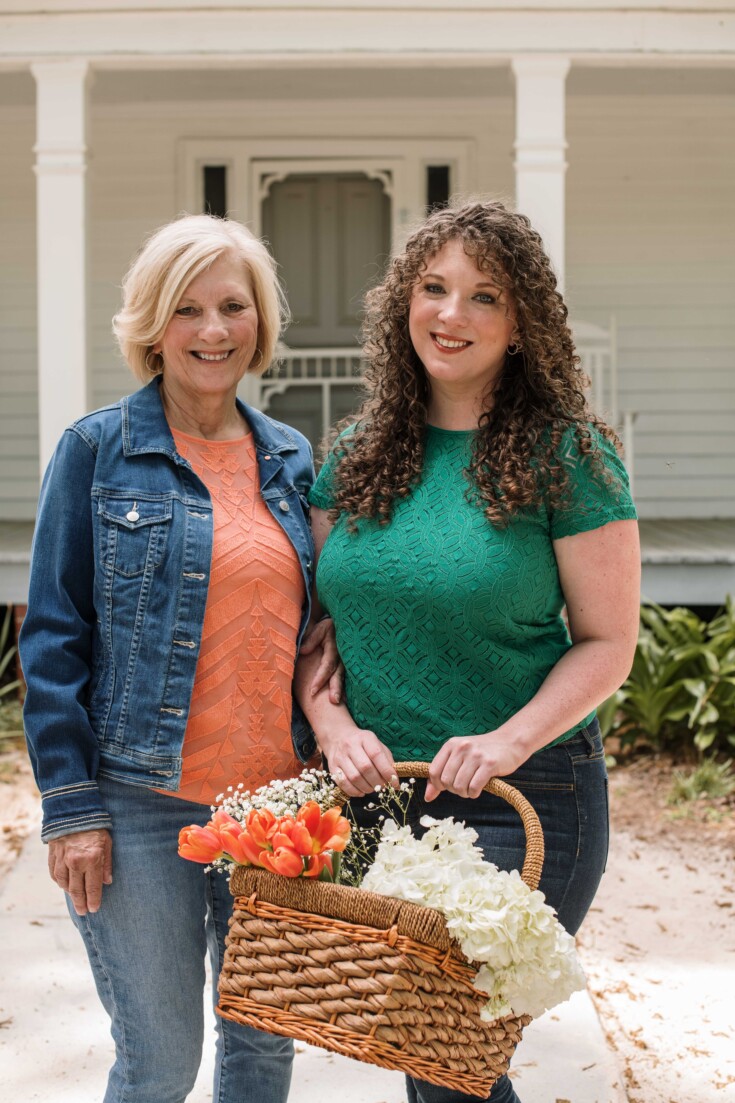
[20,378,317,842]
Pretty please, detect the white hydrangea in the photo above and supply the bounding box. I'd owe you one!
[362,814,586,1021]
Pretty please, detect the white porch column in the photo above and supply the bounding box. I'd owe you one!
[31,61,91,472]
[511,58,570,293]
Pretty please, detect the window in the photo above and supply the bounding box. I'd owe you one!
[426,165,450,212]
[203,165,228,218]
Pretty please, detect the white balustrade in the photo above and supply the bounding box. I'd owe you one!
[256,329,635,487]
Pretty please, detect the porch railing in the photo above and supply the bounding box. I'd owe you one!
[257,326,635,486]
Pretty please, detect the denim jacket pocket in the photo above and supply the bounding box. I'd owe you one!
[97,495,173,578]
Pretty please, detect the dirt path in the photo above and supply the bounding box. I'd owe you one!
[2,746,734,1103]
[577,759,735,1103]
[0,748,38,883]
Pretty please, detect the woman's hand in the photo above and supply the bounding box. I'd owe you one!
[299,616,344,705]
[48,828,113,916]
[320,723,398,798]
[425,732,529,801]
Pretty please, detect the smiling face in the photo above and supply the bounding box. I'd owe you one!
[408,238,518,421]
[154,252,259,412]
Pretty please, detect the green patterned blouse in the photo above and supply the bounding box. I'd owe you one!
[309,424,637,761]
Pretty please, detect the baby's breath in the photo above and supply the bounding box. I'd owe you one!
[212,768,337,824]
[339,780,415,887]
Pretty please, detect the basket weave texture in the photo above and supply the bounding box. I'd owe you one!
[217,763,545,1099]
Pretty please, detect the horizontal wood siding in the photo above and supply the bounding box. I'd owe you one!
[0,86,38,521]
[566,85,735,519]
[87,94,513,414]
[3,71,733,524]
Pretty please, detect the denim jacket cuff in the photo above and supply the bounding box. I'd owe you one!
[40,781,113,843]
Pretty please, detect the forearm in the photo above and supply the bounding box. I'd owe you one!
[294,645,357,755]
[496,637,633,759]
[294,646,397,795]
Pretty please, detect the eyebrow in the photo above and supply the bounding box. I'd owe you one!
[421,271,502,290]
[177,288,250,303]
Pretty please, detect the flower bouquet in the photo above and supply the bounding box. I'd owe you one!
[179,763,585,1099]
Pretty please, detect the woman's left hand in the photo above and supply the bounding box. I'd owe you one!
[425,732,529,801]
[300,616,344,705]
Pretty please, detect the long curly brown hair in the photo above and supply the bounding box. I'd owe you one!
[328,201,619,528]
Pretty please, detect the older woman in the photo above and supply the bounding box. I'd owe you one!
[296,201,640,1103]
[20,214,335,1103]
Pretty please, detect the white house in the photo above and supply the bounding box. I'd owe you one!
[1,0,734,608]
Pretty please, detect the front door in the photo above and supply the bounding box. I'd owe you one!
[262,172,391,348]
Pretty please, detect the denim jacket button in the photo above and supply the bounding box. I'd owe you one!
[279,500,290,512]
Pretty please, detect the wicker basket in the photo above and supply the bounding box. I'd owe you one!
[217,762,545,1099]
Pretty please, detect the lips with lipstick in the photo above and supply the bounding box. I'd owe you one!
[191,350,233,361]
[432,333,472,351]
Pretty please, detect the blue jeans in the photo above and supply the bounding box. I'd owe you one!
[351,719,608,1103]
[68,776,293,1103]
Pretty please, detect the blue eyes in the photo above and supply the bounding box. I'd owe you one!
[422,284,496,305]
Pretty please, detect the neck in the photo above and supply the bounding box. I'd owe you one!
[160,381,247,440]
[427,391,490,431]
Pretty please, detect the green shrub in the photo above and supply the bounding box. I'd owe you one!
[610,598,735,755]
[0,606,21,701]
[667,757,735,804]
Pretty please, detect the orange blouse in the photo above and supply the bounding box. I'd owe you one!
[165,428,306,805]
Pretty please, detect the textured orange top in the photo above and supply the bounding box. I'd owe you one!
[166,428,306,804]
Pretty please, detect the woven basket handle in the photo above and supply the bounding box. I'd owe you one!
[336,760,545,892]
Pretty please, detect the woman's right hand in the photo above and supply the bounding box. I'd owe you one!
[320,724,398,797]
[48,828,113,916]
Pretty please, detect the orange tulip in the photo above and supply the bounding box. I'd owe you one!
[296,801,321,837]
[178,822,225,864]
[313,806,351,853]
[288,821,313,856]
[303,853,333,879]
[244,808,278,849]
[218,821,263,866]
[292,802,351,856]
[261,844,304,877]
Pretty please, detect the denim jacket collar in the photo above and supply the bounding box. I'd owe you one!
[122,376,301,461]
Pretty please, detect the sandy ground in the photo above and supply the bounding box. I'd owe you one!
[577,759,735,1103]
[2,742,733,1103]
[0,748,36,883]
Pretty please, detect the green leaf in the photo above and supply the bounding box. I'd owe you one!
[694,729,717,752]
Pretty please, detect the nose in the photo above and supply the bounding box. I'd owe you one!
[197,309,229,343]
[437,293,468,328]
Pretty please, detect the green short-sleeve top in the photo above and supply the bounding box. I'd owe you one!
[309,424,637,761]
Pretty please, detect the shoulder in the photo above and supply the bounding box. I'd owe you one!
[67,400,124,452]
[263,413,312,454]
[241,403,312,454]
[546,421,637,538]
[546,421,628,481]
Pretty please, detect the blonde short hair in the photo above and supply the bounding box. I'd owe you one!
[113,214,289,383]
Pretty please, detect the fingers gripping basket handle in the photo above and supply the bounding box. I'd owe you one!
[360,761,544,892]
